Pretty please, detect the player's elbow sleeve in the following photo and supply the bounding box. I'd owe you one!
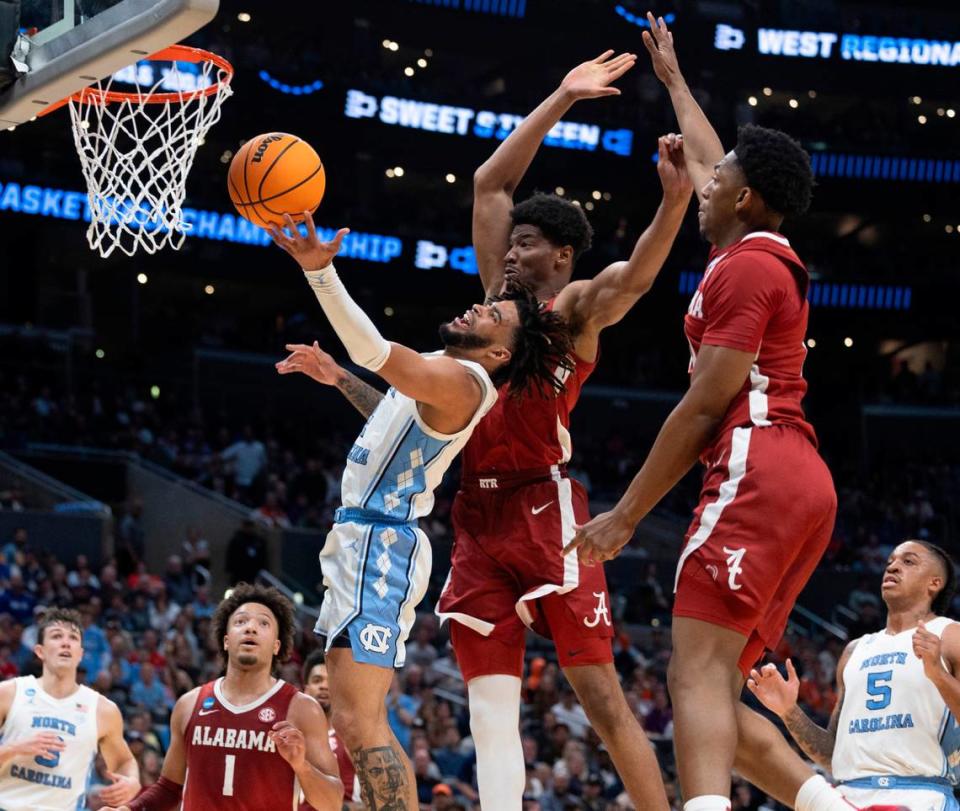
[347,339,391,373]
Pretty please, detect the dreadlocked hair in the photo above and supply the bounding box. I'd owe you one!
[491,281,575,398]
[734,124,814,219]
[510,193,593,262]
[211,582,296,674]
[914,540,957,616]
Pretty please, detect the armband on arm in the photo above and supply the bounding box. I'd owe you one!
[303,263,391,372]
[127,776,183,811]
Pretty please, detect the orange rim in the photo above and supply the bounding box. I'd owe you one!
[40,44,233,115]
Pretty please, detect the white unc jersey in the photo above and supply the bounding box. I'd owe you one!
[0,676,100,811]
[339,356,497,521]
[833,616,960,784]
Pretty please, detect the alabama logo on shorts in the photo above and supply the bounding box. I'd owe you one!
[258,706,277,723]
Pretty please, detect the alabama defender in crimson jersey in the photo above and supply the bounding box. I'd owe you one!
[291,52,693,811]
[301,650,360,810]
[569,15,904,811]
[103,584,342,811]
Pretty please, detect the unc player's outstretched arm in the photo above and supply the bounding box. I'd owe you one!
[271,214,485,432]
[914,621,960,721]
[747,644,856,771]
[276,342,385,418]
[94,698,141,807]
[643,13,725,203]
[553,134,692,361]
[473,50,637,297]
[271,692,343,810]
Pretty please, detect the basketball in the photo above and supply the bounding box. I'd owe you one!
[228,132,326,228]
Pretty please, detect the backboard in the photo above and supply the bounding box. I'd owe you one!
[0,0,218,126]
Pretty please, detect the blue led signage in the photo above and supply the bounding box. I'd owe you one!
[715,23,960,67]
[344,89,634,156]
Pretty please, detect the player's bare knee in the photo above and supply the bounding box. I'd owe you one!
[329,706,373,751]
[569,668,626,734]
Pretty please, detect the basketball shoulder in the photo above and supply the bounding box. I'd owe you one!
[287,690,325,727]
[95,691,124,725]
[0,677,18,725]
[172,685,204,733]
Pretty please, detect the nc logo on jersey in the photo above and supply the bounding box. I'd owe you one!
[258,707,277,723]
[359,623,393,654]
[202,697,216,710]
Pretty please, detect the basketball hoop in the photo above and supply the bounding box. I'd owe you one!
[59,44,233,257]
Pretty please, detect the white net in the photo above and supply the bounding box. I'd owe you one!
[68,53,233,258]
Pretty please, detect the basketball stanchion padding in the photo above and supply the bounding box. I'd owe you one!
[55,44,233,257]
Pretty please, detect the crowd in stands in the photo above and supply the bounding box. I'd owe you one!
[2,365,957,549]
[0,514,877,811]
[0,356,957,809]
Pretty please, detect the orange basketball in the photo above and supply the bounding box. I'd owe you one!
[227,133,326,228]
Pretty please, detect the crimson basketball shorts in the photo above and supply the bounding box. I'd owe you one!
[673,424,837,676]
[436,466,614,682]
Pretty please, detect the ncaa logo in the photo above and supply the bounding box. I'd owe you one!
[359,623,393,654]
[202,697,216,710]
[714,24,745,51]
[877,777,890,788]
[258,707,277,723]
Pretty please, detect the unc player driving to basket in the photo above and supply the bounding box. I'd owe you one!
[270,213,575,810]
[0,608,141,811]
[749,540,960,811]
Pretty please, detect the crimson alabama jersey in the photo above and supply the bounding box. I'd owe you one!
[182,678,300,811]
[462,300,597,473]
[684,230,816,455]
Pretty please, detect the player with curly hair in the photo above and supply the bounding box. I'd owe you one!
[567,15,902,811]
[103,583,343,811]
[268,213,579,810]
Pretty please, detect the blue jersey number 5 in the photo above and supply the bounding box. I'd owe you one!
[866,670,893,710]
[34,751,61,768]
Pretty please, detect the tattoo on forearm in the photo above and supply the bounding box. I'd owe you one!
[783,705,837,770]
[352,745,409,810]
[337,373,384,418]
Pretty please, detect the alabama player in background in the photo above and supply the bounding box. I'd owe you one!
[569,14,904,811]
[301,650,361,809]
[750,540,960,811]
[103,583,342,811]
[0,607,140,811]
